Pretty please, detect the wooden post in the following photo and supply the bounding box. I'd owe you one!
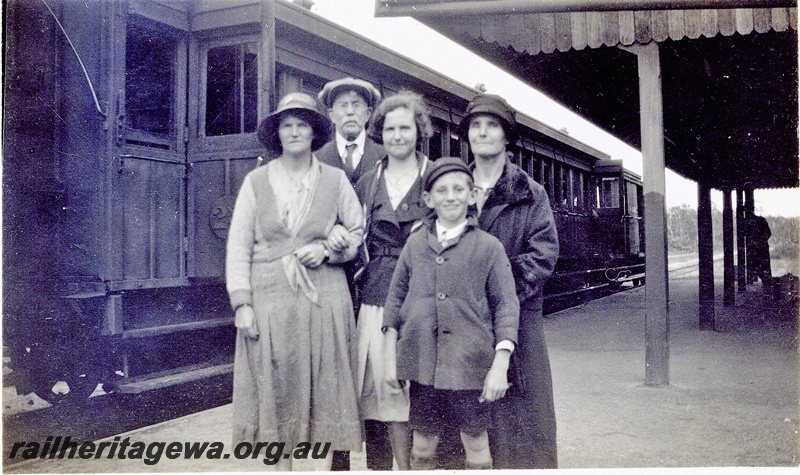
[736,188,747,292]
[260,0,277,121]
[697,182,714,329]
[723,188,735,305]
[744,183,754,216]
[632,41,669,386]
[744,183,754,285]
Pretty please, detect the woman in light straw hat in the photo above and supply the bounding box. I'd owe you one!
[460,93,560,469]
[226,92,364,470]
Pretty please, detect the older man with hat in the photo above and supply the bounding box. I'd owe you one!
[317,78,389,471]
[317,77,385,185]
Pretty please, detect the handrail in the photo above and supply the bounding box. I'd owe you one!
[40,0,106,117]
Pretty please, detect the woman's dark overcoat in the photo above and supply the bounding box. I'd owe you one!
[478,159,559,469]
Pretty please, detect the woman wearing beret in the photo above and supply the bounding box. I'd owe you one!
[460,93,560,469]
[226,92,364,470]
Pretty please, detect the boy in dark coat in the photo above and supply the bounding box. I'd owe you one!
[382,157,520,470]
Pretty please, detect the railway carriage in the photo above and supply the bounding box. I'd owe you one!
[3,0,643,401]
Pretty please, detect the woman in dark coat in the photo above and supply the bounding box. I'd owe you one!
[460,93,560,469]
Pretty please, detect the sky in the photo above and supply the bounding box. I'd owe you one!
[310,0,799,218]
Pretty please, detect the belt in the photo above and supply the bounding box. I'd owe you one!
[368,244,402,258]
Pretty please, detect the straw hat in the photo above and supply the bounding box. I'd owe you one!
[318,77,382,109]
[257,92,330,154]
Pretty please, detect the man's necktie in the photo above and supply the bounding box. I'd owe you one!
[343,143,357,180]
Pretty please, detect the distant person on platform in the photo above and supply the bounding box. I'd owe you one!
[317,77,384,185]
[747,214,774,293]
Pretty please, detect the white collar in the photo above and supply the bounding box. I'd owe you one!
[436,219,469,243]
[336,130,367,157]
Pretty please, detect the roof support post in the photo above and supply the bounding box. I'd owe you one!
[698,182,715,329]
[736,188,747,293]
[631,41,669,386]
[259,0,277,123]
[723,188,736,306]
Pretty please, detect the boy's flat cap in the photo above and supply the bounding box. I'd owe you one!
[423,157,472,191]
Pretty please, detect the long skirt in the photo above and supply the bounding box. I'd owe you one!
[231,260,363,452]
[356,304,410,422]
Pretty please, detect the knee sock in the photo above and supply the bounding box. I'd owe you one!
[410,452,437,470]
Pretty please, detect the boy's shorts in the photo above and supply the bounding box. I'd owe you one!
[409,381,490,436]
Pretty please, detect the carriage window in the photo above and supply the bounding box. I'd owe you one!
[428,124,443,159]
[626,181,640,217]
[553,163,563,205]
[583,171,593,209]
[506,145,520,166]
[206,42,258,136]
[520,150,532,177]
[563,167,573,207]
[542,159,552,200]
[532,155,541,184]
[449,133,461,159]
[126,22,177,139]
[598,177,620,208]
[277,65,326,100]
[573,170,584,209]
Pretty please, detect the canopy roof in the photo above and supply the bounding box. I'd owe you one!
[377,1,798,189]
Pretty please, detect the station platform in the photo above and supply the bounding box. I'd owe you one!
[5,258,798,472]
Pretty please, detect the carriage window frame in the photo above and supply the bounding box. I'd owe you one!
[198,34,261,149]
[598,177,621,208]
[448,131,462,160]
[123,17,184,152]
[426,119,445,160]
[541,157,553,201]
[276,64,327,102]
[572,168,584,209]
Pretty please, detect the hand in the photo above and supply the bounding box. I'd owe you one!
[327,224,351,253]
[235,305,259,340]
[295,243,326,268]
[382,328,402,390]
[384,363,403,390]
[480,351,511,403]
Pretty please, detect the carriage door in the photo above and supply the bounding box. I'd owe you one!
[186,30,266,279]
[112,15,188,285]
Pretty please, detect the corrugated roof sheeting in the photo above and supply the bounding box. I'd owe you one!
[462,7,796,55]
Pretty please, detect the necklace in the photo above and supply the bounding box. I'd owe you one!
[384,166,419,208]
[278,159,312,189]
[384,165,419,188]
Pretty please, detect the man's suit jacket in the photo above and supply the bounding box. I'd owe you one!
[316,137,385,186]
